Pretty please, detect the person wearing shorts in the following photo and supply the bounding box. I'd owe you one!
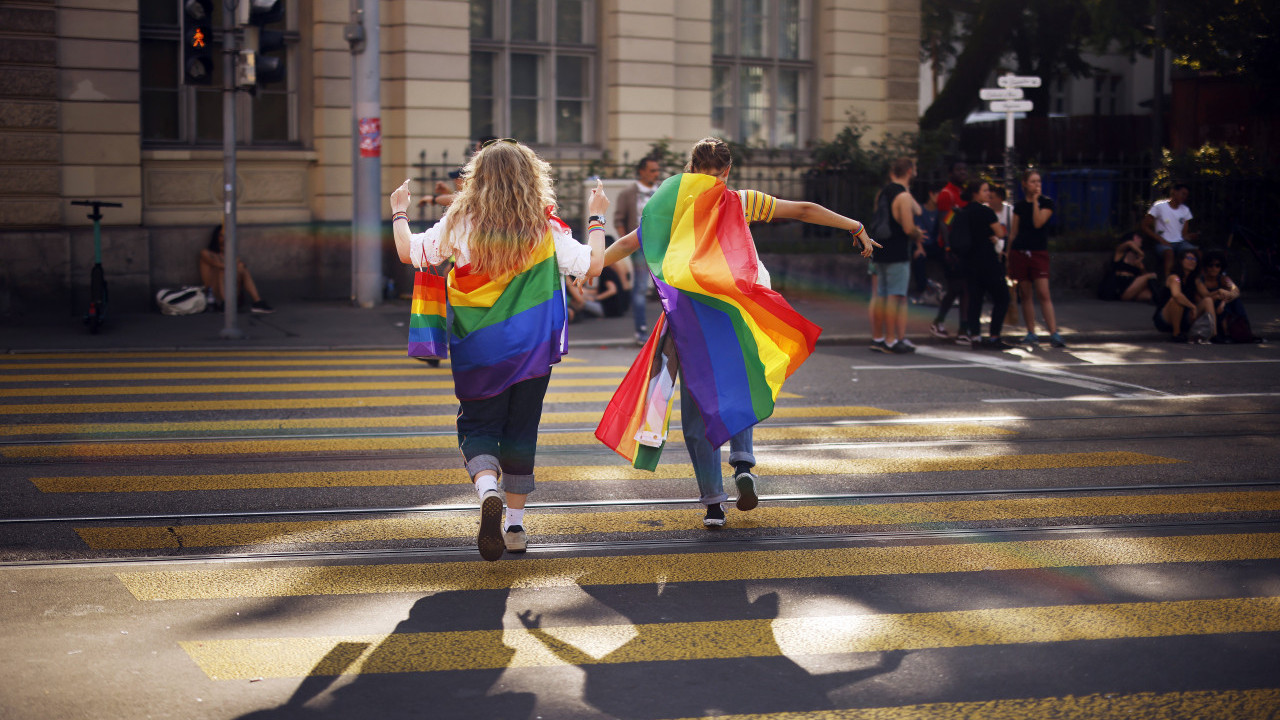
[869,157,923,354]
[1009,169,1065,348]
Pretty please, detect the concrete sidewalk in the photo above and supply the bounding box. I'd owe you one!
[2,292,1275,353]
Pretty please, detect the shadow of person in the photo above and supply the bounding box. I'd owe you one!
[516,583,906,719]
[236,589,534,720]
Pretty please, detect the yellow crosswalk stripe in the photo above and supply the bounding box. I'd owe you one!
[179,595,1280,679]
[0,366,632,382]
[668,689,1280,720]
[0,405,901,437]
[0,350,411,362]
[0,354,585,368]
[0,377,630,397]
[4,423,1010,458]
[76,489,1273,550]
[36,451,1174,493]
[117,532,1280,600]
[0,391,804,415]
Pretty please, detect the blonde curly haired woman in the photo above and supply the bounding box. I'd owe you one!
[390,139,608,561]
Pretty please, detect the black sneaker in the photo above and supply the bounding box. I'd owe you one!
[734,471,759,511]
[478,489,505,561]
[890,340,916,354]
[703,503,725,528]
[869,340,891,353]
[980,337,1016,351]
[250,300,274,314]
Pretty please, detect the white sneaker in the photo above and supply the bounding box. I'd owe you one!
[504,525,527,553]
[477,490,505,561]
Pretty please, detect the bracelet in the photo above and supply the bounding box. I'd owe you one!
[588,214,605,224]
[587,222,606,235]
[392,211,409,223]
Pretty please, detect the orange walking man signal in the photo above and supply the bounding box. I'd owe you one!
[192,28,205,48]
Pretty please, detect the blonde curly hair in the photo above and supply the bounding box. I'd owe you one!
[441,141,557,280]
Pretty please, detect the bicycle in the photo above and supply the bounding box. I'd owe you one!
[70,200,122,334]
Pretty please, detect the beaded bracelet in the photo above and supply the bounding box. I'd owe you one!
[392,211,409,223]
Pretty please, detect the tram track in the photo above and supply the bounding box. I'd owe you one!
[5,516,1279,569]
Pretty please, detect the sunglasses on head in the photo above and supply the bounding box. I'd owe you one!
[482,138,519,148]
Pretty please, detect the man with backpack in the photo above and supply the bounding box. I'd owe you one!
[868,157,925,354]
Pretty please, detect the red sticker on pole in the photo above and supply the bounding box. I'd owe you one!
[358,117,381,158]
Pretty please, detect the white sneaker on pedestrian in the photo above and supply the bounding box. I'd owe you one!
[478,490,505,561]
[504,525,527,553]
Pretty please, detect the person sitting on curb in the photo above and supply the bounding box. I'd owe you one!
[1098,233,1158,302]
[199,224,273,314]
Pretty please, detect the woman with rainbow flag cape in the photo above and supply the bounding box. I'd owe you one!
[594,138,879,528]
[390,140,608,561]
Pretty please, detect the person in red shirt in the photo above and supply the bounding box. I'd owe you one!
[931,160,970,341]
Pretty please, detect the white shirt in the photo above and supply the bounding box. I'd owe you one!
[408,216,592,277]
[1148,200,1193,244]
[635,181,656,217]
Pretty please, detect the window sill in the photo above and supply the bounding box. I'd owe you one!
[141,148,318,162]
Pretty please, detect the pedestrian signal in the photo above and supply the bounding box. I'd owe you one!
[183,0,213,85]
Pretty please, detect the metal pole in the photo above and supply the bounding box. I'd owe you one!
[350,0,382,308]
[1152,0,1166,160]
[1004,109,1015,197]
[220,1,243,339]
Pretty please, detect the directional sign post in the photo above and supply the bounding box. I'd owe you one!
[983,75,1040,198]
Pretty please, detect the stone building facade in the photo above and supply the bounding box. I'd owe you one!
[0,0,919,313]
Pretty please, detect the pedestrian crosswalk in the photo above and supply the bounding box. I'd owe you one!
[3,348,1277,717]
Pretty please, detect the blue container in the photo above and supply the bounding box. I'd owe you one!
[1040,169,1118,232]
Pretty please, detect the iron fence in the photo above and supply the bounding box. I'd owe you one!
[412,147,1276,252]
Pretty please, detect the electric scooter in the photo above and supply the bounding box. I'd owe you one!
[70,200,122,334]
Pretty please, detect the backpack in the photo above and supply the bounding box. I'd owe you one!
[156,286,207,316]
[867,190,893,242]
[944,205,972,256]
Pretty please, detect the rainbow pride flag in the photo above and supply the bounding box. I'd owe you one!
[597,173,821,455]
[407,269,448,359]
[446,231,567,401]
[595,313,678,469]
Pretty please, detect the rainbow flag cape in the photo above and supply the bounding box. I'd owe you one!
[445,230,567,401]
[407,268,448,359]
[596,173,821,458]
[594,313,678,469]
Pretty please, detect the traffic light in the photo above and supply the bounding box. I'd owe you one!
[237,0,285,88]
[182,0,213,85]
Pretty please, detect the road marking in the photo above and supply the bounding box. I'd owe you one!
[3,423,1010,459]
[986,392,1280,404]
[76,488,1266,550]
[37,451,1174,493]
[912,346,1170,397]
[0,405,901,438]
[116,531,1280,600]
[668,689,1280,720]
[0,377,632,397]
[847,358,1280,371]
[0,366,633,382]
[0,391,804,415]
[179,596,1280,679]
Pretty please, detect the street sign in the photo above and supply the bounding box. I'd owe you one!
[990,100,1034,113]
[997,75,1042,89]
[980,87,1024,101]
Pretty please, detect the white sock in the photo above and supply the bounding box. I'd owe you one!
[474,473,498,500]
[872,337,885,343]
[505,508,524,530]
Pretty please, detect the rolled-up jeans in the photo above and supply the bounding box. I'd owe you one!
[679,380,755,505]
[456,373,550,496]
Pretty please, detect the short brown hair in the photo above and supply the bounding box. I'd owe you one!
[890,156,915,178]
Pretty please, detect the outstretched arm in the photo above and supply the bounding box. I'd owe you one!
[772,199,880,257]
[603,230,640,267]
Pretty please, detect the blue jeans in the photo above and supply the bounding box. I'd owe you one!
[680,381,755,505]
[631,250,649,333]
[456,373,550,495]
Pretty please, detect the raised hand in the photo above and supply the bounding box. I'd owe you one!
[588,177,610,216]
[389,179,412,214]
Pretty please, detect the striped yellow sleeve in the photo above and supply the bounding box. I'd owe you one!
[738,190,776,224]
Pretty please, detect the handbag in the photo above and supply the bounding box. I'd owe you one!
[1188,312,1214,343]
[407,268,448,359]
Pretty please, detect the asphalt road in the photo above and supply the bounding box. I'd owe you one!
[2,338,1279,719]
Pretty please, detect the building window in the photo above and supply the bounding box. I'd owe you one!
[470,0,596,147]
[139,0,299,146]
[1093,73,1121,116]
[712,0,811,149]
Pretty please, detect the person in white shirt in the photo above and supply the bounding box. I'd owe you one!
[1142,183,1198,277]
